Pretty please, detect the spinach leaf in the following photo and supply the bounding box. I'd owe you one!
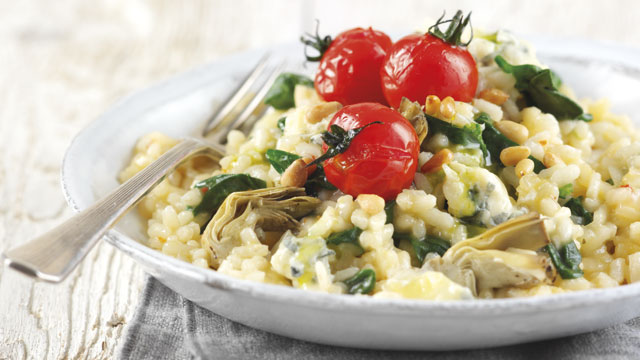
[344,269,376,295]
[564,196,593,225]
[264,73,314,110]
[494,56,590,121]
[277,116,287,132]
[307,122,382,167]
[558,183,573,199]
[474,113,514,163]
[384,200,395,224]
[475,113,545,173]
[577,113,594,122]
[192,174,266,216]
[494,57,541,91]
[326,227,364,255]
[545,242,584,279]
[550,69,563,88]
[394,232,450,263]
[304,164,336,197]
[412,236,450,262]
[527,70,585,119]
[425,114,490,165]
[265,149,301,174]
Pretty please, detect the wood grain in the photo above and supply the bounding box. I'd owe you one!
[0,0,638,358]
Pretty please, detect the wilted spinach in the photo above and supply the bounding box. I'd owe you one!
[277,116,287,132]
[475,113,545,173]
[326,227,364,255]
[494,56,591,121]
[384,200,396,224]
[564,196,593,225]
[265,149,301,174]
[192,174,266,216]
[344,269,376,295]
[545,242,584,279]
[412,236,450,262]
[264,73,314,110]
[394,232,451,263]
[426,113,490,165]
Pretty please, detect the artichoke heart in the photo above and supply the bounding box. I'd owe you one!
[428,212,555,295]
[201,186,321,269]
[398,97,428,143]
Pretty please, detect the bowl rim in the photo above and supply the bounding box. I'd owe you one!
[61,35,640,317]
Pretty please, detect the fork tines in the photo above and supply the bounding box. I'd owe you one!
[202,54,286,142]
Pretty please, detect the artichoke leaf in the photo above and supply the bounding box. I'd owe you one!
[201,187,321,268]
[398,97,428,143]
[453,248,554,293]
[429,212,555,296]
[447,212,550,253]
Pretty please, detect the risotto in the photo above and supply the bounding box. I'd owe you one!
[119,14,640,300]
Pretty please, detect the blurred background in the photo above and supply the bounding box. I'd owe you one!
[1,0,639,358]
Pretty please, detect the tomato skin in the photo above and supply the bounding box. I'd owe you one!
[380,33,478,108]
[322,103,419,201]
[315,28,392,106]
[331,27,392,49]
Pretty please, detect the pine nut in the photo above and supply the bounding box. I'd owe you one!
[421,148,453,173]
[515,158,535,178]
[356,194,385,215]
[306,101,342,124]
[543,152,565,168]
[425,95,441,116]
[500,146,531,166]
[495,120,529,144]
[302,157,317,176]
[280,159,308,187]
[479,88,509,105]
[440,96,456,119]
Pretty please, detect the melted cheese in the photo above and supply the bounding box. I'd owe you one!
[443,162,514,226]
[270,232,340,292]
[375,269,473,300]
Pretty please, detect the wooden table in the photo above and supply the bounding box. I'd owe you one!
[1,1,639,358]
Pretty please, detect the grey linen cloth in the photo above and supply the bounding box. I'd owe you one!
[118,277,640,360]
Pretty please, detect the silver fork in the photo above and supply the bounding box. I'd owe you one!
[3,54,285,283]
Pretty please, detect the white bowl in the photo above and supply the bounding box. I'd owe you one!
[61,36,640,350]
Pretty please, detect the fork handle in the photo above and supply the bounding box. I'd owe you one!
[3,138,221,283]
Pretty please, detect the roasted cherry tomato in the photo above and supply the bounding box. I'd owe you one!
[329,27,392,52]
[322,103,419,200]
[380,11,478,108]
[304,27,392,106]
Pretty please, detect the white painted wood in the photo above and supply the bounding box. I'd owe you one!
[0,0,638,358]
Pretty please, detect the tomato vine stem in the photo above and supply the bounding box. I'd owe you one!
[300,20,333,62]
[306,121,382,167]
[428,10,473,47]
